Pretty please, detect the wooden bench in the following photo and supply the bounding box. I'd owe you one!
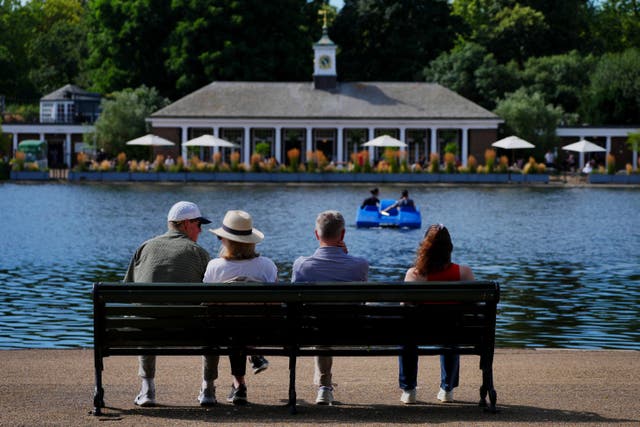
[92,281,500,415]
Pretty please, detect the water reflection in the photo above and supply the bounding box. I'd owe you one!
[0,183,639,349]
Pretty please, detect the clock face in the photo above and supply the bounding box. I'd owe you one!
[318,55,332,69]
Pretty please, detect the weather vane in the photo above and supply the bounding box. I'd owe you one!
[318,9,328,27]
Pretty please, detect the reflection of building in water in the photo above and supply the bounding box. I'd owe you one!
[149,24,503,168]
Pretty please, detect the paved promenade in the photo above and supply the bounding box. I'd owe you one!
[1,348,638,426]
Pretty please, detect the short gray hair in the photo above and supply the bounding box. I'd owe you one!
[315,210,344,239]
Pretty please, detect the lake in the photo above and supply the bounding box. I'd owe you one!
[0,182,638,350]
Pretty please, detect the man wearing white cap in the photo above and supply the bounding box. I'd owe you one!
[291,210,369,405]
[124,201,217,407]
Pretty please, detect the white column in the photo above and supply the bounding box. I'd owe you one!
[212,127,220,156]
[430,128,438,156]
[181,127,188,161]
[368,127,374,165]
[40,133,45,141]
[65,133,72,168]
[305,127,313,156]
[337,127,344,164]
[275,127,282,164]
[243,127,251,165]
[606,136,612,169]
[12,133,18,154]
[461,127,469,167]
[398,128,406,168]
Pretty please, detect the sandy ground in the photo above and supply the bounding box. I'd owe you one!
[0,348,638,426]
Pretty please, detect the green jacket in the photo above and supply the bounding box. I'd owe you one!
[124,230,210,283]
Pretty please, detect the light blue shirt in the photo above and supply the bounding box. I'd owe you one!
[292,246,369,282]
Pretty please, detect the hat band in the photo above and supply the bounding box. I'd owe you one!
[222,224,252,236]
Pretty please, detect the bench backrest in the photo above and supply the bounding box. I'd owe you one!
[93,281,499,356]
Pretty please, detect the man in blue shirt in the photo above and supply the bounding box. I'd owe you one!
[292,210,369,405]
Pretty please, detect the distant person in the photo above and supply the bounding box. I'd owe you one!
[164,155,175,167]
[381,189,415,215]
[582,160,594,174]
[566,153,576,172]
[399,224,475,404]
[292,210,369,405]
[203,210,277,405]
[361,187,380,209]
[544,150,555,168]
[124,201,214,407]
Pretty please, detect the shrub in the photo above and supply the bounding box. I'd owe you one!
[74,152,89,172]
[606,154,615,175]
[484,149,496,173]
[444,152,456,173]
[626,163,633,175]
[467,155,478,173]
[250,153,262,172]
[498,155,509,173]
[116,152,128,172]
[10,151,26,171]
[230,152,241,172]
[429,152,440,173]
[287,148,300,172]
[153,154,166,172]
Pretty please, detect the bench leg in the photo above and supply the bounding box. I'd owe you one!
[479,353,498,413]
[287,353,297,414]
[93,356,105,415]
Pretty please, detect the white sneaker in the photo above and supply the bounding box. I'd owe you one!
[315,386,334,405]
[400,389,416,404]
[198,384,216,406]
[134,379,156,407]
[437,388,454,402]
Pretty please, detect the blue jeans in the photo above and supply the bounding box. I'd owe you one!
[398,346,459,391]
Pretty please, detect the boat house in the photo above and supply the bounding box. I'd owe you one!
[149,27,503,167]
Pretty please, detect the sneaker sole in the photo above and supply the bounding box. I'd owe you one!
[253,365,268,375]
[134,399,156,407]
[228,397,247,405]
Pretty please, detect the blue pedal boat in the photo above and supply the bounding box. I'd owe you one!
[356,199,421,229]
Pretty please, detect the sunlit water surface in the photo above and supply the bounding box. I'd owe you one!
[1,182,638,349]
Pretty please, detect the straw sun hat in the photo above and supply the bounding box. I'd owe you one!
[209,210,264,244]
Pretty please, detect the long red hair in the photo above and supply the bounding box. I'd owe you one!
[414,224,453,276]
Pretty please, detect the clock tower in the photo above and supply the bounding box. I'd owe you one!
[313,21,337,90]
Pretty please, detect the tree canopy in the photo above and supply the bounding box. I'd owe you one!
[0,0,638,132]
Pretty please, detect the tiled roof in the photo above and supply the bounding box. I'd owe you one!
[151,82,498,120]
[41,84,101,101]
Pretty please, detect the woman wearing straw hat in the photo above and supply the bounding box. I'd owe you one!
[203,210,277,405]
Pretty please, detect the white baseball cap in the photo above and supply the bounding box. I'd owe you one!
[167,201,211,224]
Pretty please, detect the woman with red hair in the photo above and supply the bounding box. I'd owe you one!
[399,224,475,404]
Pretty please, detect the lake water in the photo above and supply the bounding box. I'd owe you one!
[1,182,638,350]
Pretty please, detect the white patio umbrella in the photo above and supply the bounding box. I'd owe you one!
[491,135,535,165]
[125,134,175,146]
[562,139,606,169]
[362,134,407,148]
[183,134,240,148]
[491,135,535,150]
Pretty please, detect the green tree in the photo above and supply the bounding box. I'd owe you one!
[92,86,170,155]
[495,88,563,152]
[85,0,174,97]
[452,0,594,59]
[590,0,640,53]
[0,0,34,99]
[582,48,640,125]
[23,0,88,95]
[424,42,520,109]
[166,0,320,97]
[520,51,597,119]
[488,4,548,67]
[331,0,461,81]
